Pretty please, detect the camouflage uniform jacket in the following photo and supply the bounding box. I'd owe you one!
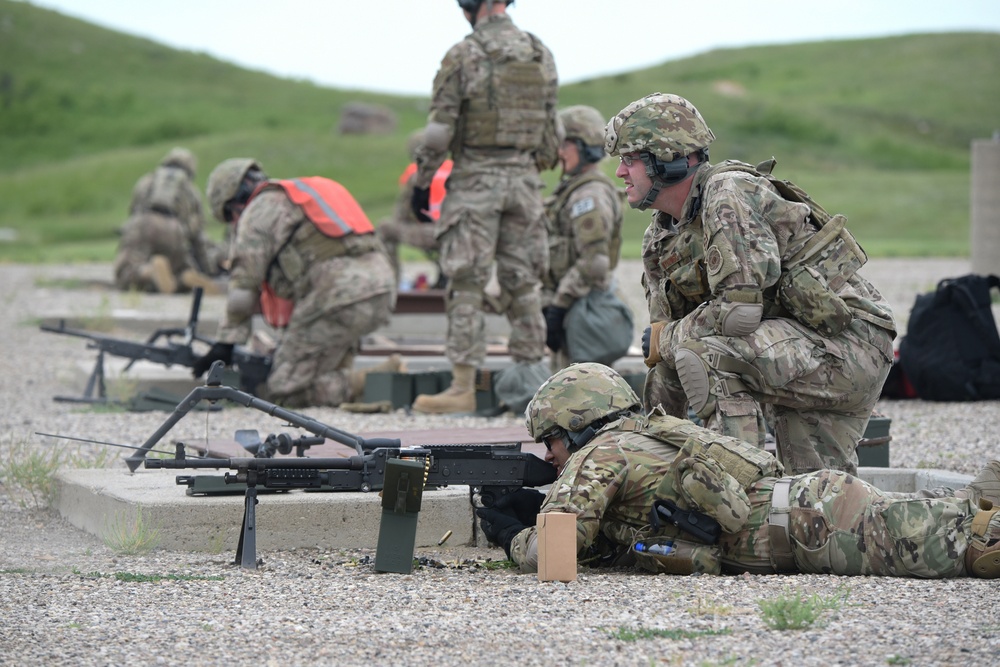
[217,189,395,344]
[543,168,625,309]
[510,412,768,574]
[641,162,896,338]
[129,166,224,275]
[413,14,559,188]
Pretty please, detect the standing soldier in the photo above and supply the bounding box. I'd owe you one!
[604,93,897,475]
[192,158,400,408]
[114,147,226,294]
[541,105,626,371]
[376,129,452,289]
[409,0,560,414]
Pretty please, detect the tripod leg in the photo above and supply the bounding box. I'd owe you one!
[235,487,259,569]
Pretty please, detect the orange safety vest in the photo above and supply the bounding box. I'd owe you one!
[248,177,376,328]
[399,160,452,221]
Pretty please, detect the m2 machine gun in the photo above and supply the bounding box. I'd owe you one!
[133,363,557,569]
[40,287,271,405]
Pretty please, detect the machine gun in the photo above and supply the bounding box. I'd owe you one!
[40,287,272,404]
[132,362,557,568]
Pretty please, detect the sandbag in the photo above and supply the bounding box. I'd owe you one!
[564,287,634,366]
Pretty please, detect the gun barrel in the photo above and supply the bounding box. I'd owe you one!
[145,456,368,471]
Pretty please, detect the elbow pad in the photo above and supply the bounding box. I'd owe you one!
[718,289,763,337]
[423,122,453,152]
[227,287,258,320]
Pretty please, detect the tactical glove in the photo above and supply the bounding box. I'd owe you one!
[643,321,668,368]
[476,506,527,559]
[410,186,432,223]
[494,488,545,527]
[192,342,234,378]
[543,305,568,353]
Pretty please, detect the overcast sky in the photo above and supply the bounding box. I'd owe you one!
[23,0,1000,96]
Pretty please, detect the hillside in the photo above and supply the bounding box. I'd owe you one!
[1,0,998,261]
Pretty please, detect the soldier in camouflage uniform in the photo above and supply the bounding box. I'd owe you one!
[409,0,560,414]
[542,105,626,371]
[604,93,897,475]
[476,363,1000,579]
[376,129,450,288]
[114,147,227,294]
[191,158,398,408]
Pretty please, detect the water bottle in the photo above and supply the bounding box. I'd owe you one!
[634,541,673,556]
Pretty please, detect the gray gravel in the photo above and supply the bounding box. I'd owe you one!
[1,259,999,667]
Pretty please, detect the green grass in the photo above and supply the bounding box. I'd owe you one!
[1,0,997,261]
[757,587,850,630]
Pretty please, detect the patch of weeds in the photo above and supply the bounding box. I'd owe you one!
[113,572,224,583]
[0,568,34,575]
[688,596,734,616]
[607,626,732,642]
[34,276,89,290]
[0,434,66,509]
[102,504,161,555]
[757,586,849,631]
[67,622,83,630]
[886,656,912,666]
[479,559,517,570]
[80,295,115,332]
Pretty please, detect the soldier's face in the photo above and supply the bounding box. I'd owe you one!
[558,139,580,175]
[615,153,653,207]
[543,434,572,472]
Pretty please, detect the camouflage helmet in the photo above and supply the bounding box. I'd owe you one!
[604,93,715,162]
[525,363,641,443]
[206,158,263,223]
[160,147,197,177]
[559,105,607,148]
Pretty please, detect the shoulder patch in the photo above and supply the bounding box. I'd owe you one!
[706,245,724,275]
[570,197,596,219]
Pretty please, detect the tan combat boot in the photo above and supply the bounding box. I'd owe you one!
[965,504,1000,578]
[180,268,225,296]
[959,460,1000,508]
[411,363,476,414]
[348,354,406,401]
[142,254,177,294]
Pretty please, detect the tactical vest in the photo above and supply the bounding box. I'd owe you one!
[248,178,379,328]
[399,160,452,221]
[544,170,624,286]
[146,166,187,216]
[457,30,549,151]
[615,409,782,488]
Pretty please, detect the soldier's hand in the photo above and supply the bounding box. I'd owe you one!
[543,305,567,353]
[494,488,545,526]
[410,186,432,222]
[192,342,234,378]
[643,322,667,368]
[476,507,526,559]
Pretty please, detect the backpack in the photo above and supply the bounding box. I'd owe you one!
[897,274,1000,401]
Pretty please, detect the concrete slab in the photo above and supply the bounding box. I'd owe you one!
[54,468,475,555]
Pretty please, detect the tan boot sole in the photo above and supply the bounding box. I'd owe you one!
[970,550,1000,578]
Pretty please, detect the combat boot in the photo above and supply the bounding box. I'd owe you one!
[959,460,1000,508]
[965,504,1000,578]
[412,363,476,414]
[180,268,225,296]
[142,255,176,294]
[348,354,406,401]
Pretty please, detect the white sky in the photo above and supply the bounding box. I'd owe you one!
[22,0,1000,96]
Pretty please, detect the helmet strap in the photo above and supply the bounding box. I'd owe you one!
[635,153,703,211]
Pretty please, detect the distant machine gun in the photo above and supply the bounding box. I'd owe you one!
[40,287,271,406]
[127,362,556,568]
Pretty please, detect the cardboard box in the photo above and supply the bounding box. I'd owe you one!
[537,512,577,582]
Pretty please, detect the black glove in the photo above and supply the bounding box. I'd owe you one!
[543,305,568,353]
[641,325,652,358]
[476,507,527,559]
[494,488,545,527]
[410,186,432,222]
[192,342,234,378]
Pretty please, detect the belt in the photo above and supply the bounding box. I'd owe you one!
[767,478,798,573]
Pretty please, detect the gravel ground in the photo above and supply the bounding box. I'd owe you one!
[1,259,999,667]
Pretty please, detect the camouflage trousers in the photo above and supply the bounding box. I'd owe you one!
[436,168,548,365]
[644,317,894,475]
[376,217,440,280]
[265,292,394,407]
[113,212,195,291]
[720,471,978,578]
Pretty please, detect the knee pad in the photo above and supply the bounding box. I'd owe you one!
[446,284,483,314]
[675,344,712,416]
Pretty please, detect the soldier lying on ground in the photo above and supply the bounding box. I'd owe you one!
[477,363,1000,579]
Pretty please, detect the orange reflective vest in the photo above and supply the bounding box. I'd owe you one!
[399,160,452,221]
[248,177,375,328]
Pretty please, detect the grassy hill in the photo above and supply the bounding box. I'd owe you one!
[1,0,998,262]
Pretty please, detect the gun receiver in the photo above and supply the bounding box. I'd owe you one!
[40,287,271,403]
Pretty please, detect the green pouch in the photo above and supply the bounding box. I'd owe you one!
[778,264,853,337]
